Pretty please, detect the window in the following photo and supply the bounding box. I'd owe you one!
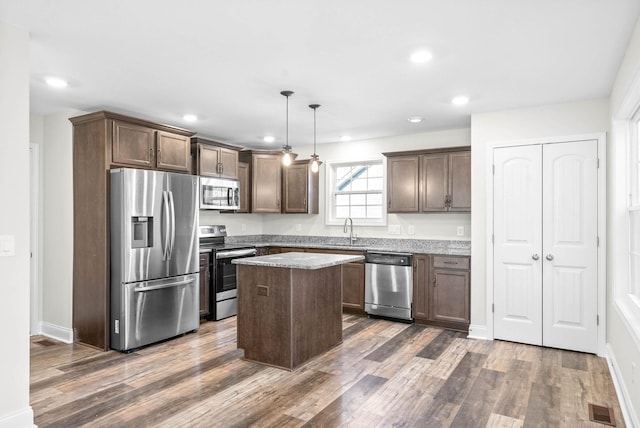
[326,159,386,225]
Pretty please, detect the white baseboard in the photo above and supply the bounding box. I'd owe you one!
[606,343,639,428]
[0,407,35,428]
[467,324,489,340]
[40,321,73,344]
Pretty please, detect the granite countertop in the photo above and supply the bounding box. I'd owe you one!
[225,235,471,256]
[232,251,365,270]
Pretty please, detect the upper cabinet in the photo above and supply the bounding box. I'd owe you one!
[191,137,240,179]
[384,146,471,213]
[111,118,192,172]
[239,151,283,213]
[238,151,319,214]
[282,160,319,214]
[236,161,250,213]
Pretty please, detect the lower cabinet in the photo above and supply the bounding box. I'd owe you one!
[414,254,470,332]
[199,252,211,318]
[341,262,365,313]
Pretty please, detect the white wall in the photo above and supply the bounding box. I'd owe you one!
[201,128,472,241]
[0,21,35,428]
[470,98,610,329]
[39,110,83,341]
[607,16,640,424]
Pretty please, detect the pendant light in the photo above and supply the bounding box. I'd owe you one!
[309,104,321,173]
[281,90,294,166]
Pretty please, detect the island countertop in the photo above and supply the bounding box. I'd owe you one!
[232,251,364,270]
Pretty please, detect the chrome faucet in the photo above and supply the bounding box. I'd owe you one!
[343,217,357,245]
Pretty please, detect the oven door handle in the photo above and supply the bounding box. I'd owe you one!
[216,249,257,259]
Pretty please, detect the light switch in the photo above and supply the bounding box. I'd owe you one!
[407,225,415,235]
[0,235,16,257]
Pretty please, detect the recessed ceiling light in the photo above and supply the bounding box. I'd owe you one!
[407,116,423,123]
[45,77,68,88]
[183,114,198,122]
[263,136,275,143]
[452,95,470,106]
[340,135,352,142]
[410,50,433,64]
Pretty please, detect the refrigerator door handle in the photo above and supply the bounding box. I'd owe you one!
[162,190,170,260]
[168,191,176,260]
[133,278,194,292]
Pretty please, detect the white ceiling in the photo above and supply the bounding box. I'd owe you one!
[1,0,639,149]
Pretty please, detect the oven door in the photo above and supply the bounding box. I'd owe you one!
[214,248,256,320]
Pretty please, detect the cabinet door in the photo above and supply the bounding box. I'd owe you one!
[421,153,448,211]
[237,161,250,213]
[219,147,239,179]
[412,254,429,320]
[429,268,470,327]
[283,163,309,213]
[342,262,365,311]
[199,253,210,317]
[112,120,155,168]
[252,154,282,213]
[449,151,471,211]
[198,145,221,177]
[387,156,419,212]
[156,131,191,172]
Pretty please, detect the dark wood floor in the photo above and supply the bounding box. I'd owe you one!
[30,315,625,427]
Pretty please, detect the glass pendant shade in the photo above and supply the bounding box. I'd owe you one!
[281,90,294,166]
[309,104,321,173]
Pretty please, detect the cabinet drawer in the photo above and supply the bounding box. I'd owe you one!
[432,256,469,270]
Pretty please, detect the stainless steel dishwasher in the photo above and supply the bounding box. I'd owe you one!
[365,252,413,321]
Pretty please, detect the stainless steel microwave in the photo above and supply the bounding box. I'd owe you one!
[200,176,240,210]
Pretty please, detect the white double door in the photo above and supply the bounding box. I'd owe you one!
[493,140,598,353]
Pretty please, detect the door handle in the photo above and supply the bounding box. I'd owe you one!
[532,254,540,261]
[545,254,554,261]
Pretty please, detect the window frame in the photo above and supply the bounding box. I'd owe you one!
[613,71,640,346]
[324,157,387,226]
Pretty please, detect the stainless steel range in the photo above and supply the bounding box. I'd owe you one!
[199,225,256,320]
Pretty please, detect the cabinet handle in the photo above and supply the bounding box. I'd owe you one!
[304,197,307,208]
[388,200,391,208]
[157,149,161,163]
[277,199,280,208]
[432,277,436,286]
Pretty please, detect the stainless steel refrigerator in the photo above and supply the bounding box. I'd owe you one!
[110,168,199,351]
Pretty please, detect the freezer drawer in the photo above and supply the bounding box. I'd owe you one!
[111,274,199,351]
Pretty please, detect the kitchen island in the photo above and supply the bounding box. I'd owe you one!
[233,252,365,370]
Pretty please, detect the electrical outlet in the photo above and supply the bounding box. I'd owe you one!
[295,224,302,232]
[388,225,401,235]
[408,225,415,235]
[457,226,464,236]
[241,224,247,232]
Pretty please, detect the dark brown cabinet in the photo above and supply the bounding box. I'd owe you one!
[387,156,420,212]
[283,160,319,214]
[70,111,195,350]
[111,119,191,172]
[413,254,470,332]
[412,254,429,321]
[239,151,282,213]
[199,252,211,318]
[310,248,365,314]
[237,161,250,213]
[422,151,471,212]
[384,146,471,213]
[191,137,239,178]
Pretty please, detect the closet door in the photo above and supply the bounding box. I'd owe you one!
[493,145,543,345]
[493,140,599,353]
[542,140,598,353]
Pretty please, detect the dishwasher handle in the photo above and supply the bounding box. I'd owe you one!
[365,252,412,266]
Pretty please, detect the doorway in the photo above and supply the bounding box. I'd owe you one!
[492,139,599,353]
[30,143,40,335]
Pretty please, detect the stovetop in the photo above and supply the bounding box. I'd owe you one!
[199,224,255,252]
